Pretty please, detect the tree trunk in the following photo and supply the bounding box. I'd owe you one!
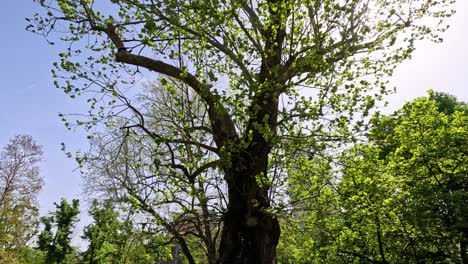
[217,150,280,264]
[375,215,388,264]
[461,229,468,264]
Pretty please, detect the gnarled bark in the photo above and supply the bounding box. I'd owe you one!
[218,150,280,264]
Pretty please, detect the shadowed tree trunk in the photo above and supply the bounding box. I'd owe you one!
[219,150,280,264]
[461,229,468,264]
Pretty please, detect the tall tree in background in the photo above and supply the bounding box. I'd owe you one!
[0,135,43,261]
[37,199,80,264]
[30,0,454,262]
[82,199,123,264]
[81,80,224,264]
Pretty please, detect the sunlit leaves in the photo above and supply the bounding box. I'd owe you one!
[279,93,468,263]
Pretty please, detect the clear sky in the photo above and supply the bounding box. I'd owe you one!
[0,0,467,218]
[0,0,88,213]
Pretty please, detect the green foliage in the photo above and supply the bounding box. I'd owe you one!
[82,199,174,264]
[385,94,468,262]
[431,91,468,115]
[37,199,80,264]
[19,247,46,264]
[29,0,456,261]
[82,200,120,264]
[278,92,468,263]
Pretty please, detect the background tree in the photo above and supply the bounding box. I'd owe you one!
[278,92,468,263]
[382,92,468,262]
[30,0,455,262]
[82,199,173,264]
[37,198,80,264]
[82,199,121,264]
[81,80,225,264]
[0,135,43,261]
[431,91,468,115]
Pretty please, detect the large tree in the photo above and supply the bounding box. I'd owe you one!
[30,0,454,262]
[0,135,43,261]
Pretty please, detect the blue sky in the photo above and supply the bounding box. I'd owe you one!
[0,0,88,213]
[1,0,467,218]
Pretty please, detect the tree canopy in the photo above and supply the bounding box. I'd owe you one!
[29,0,455,262]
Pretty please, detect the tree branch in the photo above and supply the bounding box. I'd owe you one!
[101,23,238,147]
